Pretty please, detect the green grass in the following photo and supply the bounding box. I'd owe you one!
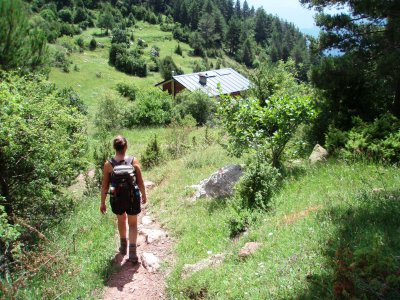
[143,154,400,299]
[14,192,116,299]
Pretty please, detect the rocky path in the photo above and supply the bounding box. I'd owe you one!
[102,180,173,300]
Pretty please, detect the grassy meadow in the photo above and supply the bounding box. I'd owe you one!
[17,20,399,300]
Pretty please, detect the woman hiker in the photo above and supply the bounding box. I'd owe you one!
[100,135,147,263]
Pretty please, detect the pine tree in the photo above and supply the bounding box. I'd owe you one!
[98,5,114,35]
[226,17,242,55]
[242,0,250,19]
[241,38,254,67]
[0,0,48,72]
[234,0,241,18]
[254,8,271,45]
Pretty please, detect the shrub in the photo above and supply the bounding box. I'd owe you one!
[137,38,148,48]
[58,8,73,23]
[109,43,127,65]
[125,88,172,127]
[235,156,281,210]
[115,82,137,101]
[94,93,126,131]
[89,37,97,50]
[160,56,183,80]
[0,72,87,270]
[52,48,72,71]
[174,90,215,125]
[326,114,400,163]
[141,135,163,170]
[75,37,84,48]
[175,43,183,56]
[111,28,129,45]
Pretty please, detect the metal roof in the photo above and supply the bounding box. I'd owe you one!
[172,68,250,97]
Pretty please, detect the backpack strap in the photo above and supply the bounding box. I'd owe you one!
[109,156,135,167]
[125,156,134,166]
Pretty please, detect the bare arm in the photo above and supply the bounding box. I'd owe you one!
[133,157,147,204]
[100,161,111,213]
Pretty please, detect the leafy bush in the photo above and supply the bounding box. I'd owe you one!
[109,43,126,65]
[325,114,400,163]
[174,90,215,125]
[0,72,87,271]
[141,135,163,170]
[160,56,183,80]
[175,43,183,56]
[115,82,137,101]
[75,37,84,48]
[52,48,72,71]
[109,44,147,77]
[89,37,97,50]
[235,156,281,210]
[124,88,172,126]
[58,8,73,23]
[111,28,129,45]
[217,60,317,167]
[94,92,126,131]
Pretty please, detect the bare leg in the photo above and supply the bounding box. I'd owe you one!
[116,213,127,239]
[127,214,138,245]
[127,214,138,263]
[117,214,128,255]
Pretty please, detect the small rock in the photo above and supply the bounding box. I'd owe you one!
[372,188,384,193]
[139,228,167,244]
[309,144,328,164]
[141,252,160,273]
[142,216,153,225]
[238,242,262,259]
[182,254,225,279]
[145,180,156,190]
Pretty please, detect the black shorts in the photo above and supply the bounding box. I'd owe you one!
[110,194,141,216]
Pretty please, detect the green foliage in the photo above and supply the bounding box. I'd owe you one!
[0,0,48,72]
[109,43,148,77]
[58,8,73,23]
[75,36,84,48]
[165,116,196,159]
[235,156,281,210]
[124,88,173,127]
[111,28,129,45]
[174,43,183,56]
[141,135,163,170]
[89,37,97,50]
[97,4,114,34]
[302,0,400,126]
[174,90,215,125]
[0,72,87,273]
[94,92,126,131]
[160,55,183,80]
[52,48,72,71]
[115,82,137,101]
[217,60,317,167]
[325,114,400,163]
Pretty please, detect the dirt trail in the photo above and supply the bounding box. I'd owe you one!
[101,207,173,300]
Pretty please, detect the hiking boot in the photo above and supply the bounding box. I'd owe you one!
[128,244,138,263]
[119,238,127,255]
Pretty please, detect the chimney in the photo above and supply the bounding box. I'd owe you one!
[172,70,175,77]
[199,73,207,85]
